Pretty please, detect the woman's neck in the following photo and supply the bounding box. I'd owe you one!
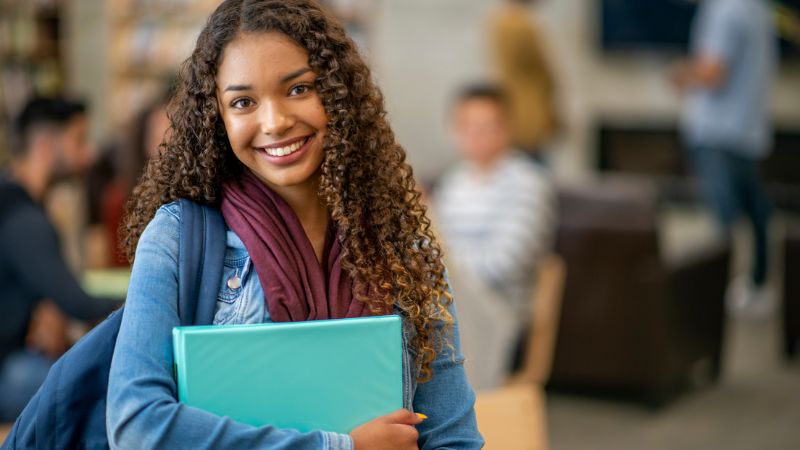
[270,177,330,263]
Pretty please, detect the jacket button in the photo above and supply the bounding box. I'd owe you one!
[227,276,242,289]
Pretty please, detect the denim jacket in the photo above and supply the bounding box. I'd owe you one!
[106,202,483,450]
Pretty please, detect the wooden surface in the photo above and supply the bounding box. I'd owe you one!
[474,383,548,450]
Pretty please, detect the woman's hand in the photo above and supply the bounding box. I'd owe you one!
[350,409,424,450]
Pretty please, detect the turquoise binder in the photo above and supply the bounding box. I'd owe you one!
[172,315,403,433]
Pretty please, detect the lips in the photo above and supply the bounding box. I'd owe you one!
[256,135,311,157]
[253,134,315,166]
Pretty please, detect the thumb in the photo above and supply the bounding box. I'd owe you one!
[381,409,423,425]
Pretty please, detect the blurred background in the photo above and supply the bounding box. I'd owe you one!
[1,0,799,449]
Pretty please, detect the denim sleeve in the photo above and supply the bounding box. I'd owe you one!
[413,302,484,449]
[106,203,352,450]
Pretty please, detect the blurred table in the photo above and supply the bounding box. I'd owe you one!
[82,269,131,299]
[474,383,548,450]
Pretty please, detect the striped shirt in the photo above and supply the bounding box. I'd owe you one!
[434,151,555,317]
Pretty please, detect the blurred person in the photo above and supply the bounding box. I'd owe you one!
[0,96,120,421]
[84,141,124,268]
[85,89,172,267]
[488,0,560,157]
[433,84,555,389]
[672,0,778,315]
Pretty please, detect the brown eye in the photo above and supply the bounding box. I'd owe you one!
[289,84,313,96]
[231,98,254,109]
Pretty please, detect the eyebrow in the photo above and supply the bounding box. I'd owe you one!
[222,68,313,93]
[280,67,312,83]
[223,84,252,93]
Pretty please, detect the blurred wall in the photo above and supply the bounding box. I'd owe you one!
[371,0,494,183]
[374,0,800,182]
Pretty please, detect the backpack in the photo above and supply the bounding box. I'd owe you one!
[1,199,226,450]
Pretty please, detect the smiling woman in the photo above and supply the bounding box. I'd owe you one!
[216,32,328,196]
[111,1,483,449]
[216,31,332,258]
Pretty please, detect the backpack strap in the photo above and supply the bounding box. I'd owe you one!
[0,200,227,450]
[177,199,226,326]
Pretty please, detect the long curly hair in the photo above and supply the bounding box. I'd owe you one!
[123,0,452,382]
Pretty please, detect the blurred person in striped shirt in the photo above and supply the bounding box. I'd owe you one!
[432,84,555,390]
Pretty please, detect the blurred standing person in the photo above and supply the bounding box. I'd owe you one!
[672,0,778,314]
[0,96,120,420]
[488,0,559,157]
[433,85,555,389]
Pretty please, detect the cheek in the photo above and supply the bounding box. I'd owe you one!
[310,101,329,131]
[223,116,251,147]
[62,139,80,162]
[453,129,475,151]
[488,129,505,146]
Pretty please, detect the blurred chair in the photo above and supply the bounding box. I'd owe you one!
[474,254,565,450]
[447,256,521,391]
[548,178,730,406]
[784,221,800,359]
[507,254,566,385]
[474,383,548,450]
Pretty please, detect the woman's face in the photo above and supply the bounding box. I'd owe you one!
[217,31,328,192]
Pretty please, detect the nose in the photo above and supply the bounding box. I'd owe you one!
[259,99,294,136]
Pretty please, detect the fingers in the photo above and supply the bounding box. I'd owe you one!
[395,423,420,448]
[381,409,425,426]
[351,411,422,450]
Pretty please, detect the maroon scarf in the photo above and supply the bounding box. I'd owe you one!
[220,169,369,322]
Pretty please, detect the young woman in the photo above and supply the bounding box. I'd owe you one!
[106,1,483,449]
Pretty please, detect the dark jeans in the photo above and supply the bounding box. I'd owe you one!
[688,144,771,286]
[0,350,54,421]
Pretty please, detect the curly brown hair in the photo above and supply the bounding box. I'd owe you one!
[123,0,453,382]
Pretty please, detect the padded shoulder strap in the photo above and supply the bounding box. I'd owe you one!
[177,199,226,326]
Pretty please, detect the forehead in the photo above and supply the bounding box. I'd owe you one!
[455,98,506,120]
[63,114,88,132]
[217,31,310,84]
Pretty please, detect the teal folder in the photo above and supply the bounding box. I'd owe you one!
[172,315,402,433]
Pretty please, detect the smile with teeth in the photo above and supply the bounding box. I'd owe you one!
[260,137,309,157]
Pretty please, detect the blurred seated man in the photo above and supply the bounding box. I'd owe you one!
[432,84,555,390]
[0,96,120,421]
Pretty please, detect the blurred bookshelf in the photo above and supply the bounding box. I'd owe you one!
[106,0,219,130]
[0,0,65,164]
